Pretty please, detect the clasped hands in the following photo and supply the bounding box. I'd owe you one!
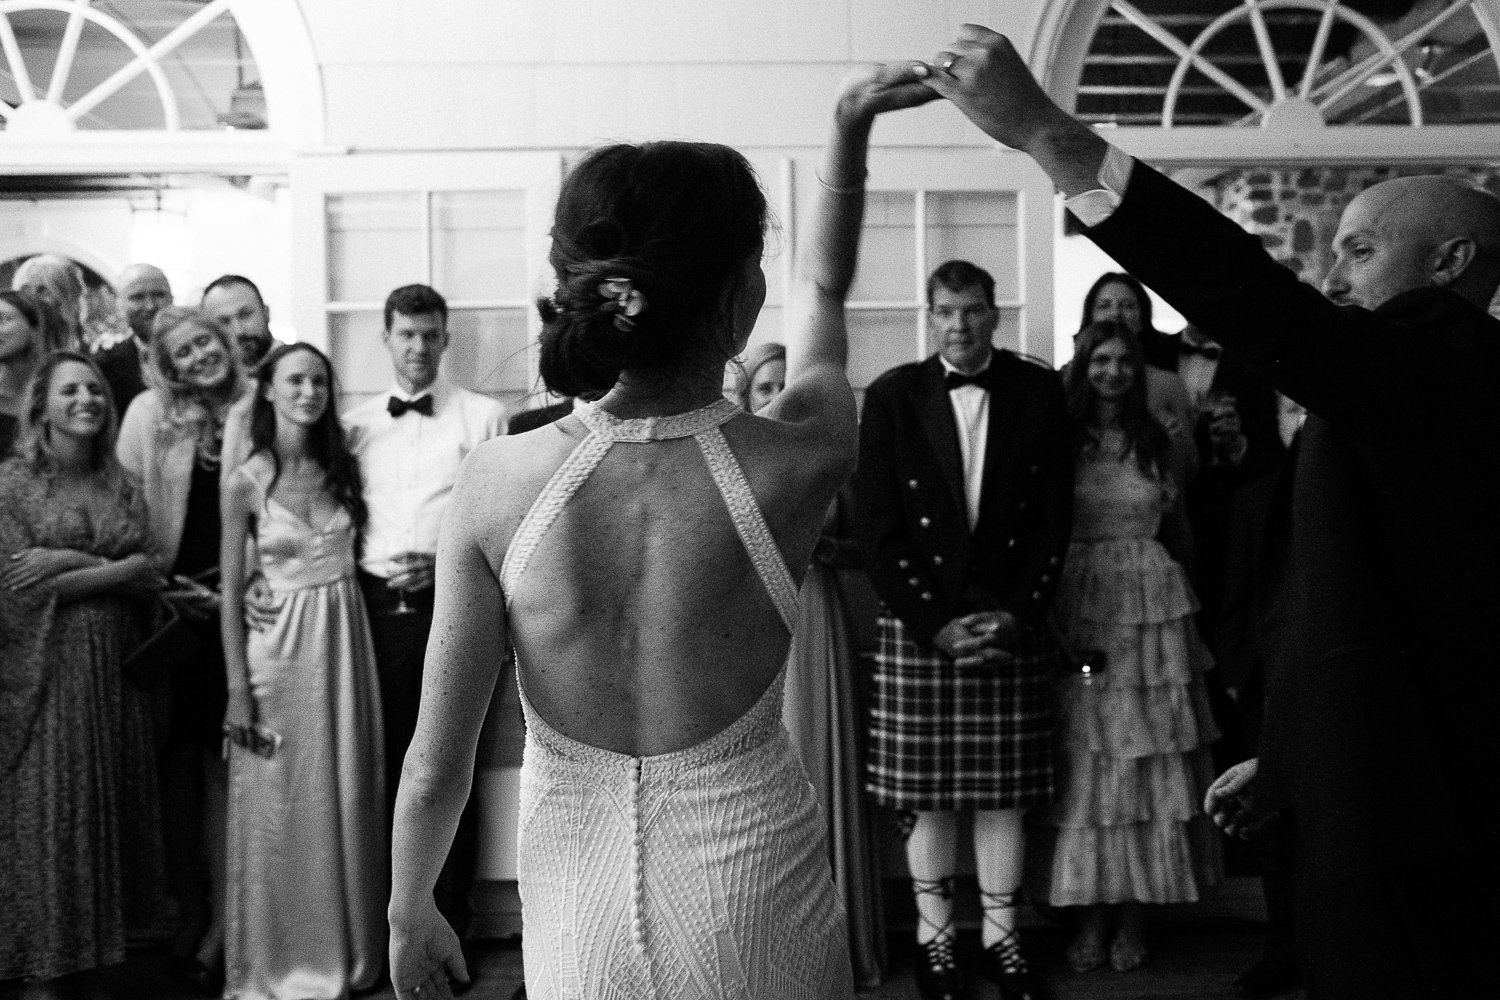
[831,24,1071,148]
[933,610,1019,669]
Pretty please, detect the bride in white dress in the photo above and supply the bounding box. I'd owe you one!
[386,67,935,999]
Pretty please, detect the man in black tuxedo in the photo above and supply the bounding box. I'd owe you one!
[1144,322,1284,654]
[1147,322,1286,776]
[914,26,1500,998]
[95,262,172,413]
[853,260,1070,1000]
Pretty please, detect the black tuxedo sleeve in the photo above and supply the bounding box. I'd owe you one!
[851,380,956,645]
[997,373,1073,628]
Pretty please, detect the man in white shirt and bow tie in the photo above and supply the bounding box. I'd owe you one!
[343,283,507,944]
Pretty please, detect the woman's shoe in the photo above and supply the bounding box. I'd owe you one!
[1065,933,1106,973]
[1108,931,1149,973]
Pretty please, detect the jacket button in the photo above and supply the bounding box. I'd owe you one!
[920,517,932,527]
[1029,464,1039,474]
[908,577,920,587]
[932,555,943,565]
[1007,538,1017,548]
[921,591,933,601]
[907,479,919,489]
[898,558,910,569]
[1031,590,1042,600]
[1049,556,1061,565]
[1041,574,1051,584]
[1018,500,1028,511]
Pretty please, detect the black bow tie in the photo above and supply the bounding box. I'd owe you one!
[1178,340,1222,360]
[945,370,991,391]
[387,394,434,418]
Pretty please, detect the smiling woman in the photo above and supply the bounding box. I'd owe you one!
[0,351,167,993]
[114,306,251,983]
[218,342,384,1000]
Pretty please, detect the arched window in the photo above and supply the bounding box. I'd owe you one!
[1034,0,1500,161]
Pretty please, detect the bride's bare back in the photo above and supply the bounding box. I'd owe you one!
[457,398,847,757]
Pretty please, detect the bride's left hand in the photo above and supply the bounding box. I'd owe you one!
[390,898,468,1000]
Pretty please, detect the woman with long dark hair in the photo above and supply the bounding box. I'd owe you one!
[0,351,165,999]
[219,342,385,1000]
[1047,321,1220,974]
[387,67,934,999]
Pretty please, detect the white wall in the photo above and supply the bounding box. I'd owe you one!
[302,0,1048,153]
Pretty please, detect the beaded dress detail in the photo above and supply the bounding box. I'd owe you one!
[502,398,852,1000]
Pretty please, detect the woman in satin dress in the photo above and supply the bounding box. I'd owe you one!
[387,67,936,1000]
[220,343,385,1000]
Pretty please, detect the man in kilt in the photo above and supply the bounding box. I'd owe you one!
[853,260,1072,1000]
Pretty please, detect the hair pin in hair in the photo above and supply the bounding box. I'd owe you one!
[597,277,647,332]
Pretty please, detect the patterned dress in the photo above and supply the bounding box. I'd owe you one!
[506,399,852,1000]
[0,457,163,981]
[1047,452,1221,905]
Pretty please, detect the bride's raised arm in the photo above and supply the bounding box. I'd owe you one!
[767,65,936,429]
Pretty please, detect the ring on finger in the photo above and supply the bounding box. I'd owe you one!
[941,54,960,72]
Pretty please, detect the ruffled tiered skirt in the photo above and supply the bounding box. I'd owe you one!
[1047,537,1222,906]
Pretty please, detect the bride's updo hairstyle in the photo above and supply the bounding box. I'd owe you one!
[539,141,768,397]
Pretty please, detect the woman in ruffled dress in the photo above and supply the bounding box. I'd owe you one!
[0,351,166,999]
[1047,320,1220,973]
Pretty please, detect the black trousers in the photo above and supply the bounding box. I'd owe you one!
[359,571,479,938]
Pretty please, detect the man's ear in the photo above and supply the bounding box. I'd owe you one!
[1430,236,1477,288]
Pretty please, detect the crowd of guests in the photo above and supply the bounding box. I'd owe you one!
[0,272,502,1000]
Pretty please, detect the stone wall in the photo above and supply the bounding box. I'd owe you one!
[1212,165,1500,315]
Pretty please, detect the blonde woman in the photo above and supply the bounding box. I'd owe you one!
[116,306,249,985]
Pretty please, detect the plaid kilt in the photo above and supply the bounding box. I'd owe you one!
[866,610,1056,811]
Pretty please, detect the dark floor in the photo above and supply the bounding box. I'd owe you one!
[5,918,1302,1000]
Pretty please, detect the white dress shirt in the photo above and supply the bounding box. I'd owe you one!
[343,378,507,579]
[940,356,991,532]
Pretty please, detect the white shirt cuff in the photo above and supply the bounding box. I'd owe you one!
[1063,144,1135,228]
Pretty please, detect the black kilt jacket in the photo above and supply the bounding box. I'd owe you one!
[851,349,1073,646]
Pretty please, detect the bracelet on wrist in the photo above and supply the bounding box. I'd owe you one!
[815,169,866,196]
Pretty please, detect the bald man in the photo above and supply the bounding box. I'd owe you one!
[97,263,173,411]
[915,26,1500,1000]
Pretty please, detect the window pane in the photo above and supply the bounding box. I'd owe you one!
[848,309,921,390]
[326,193,424,302]
[443,308,533,408]
[432,191,529,301]
[328,311,391,407]
[925,192,1021,302]
[848,192,916,303]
